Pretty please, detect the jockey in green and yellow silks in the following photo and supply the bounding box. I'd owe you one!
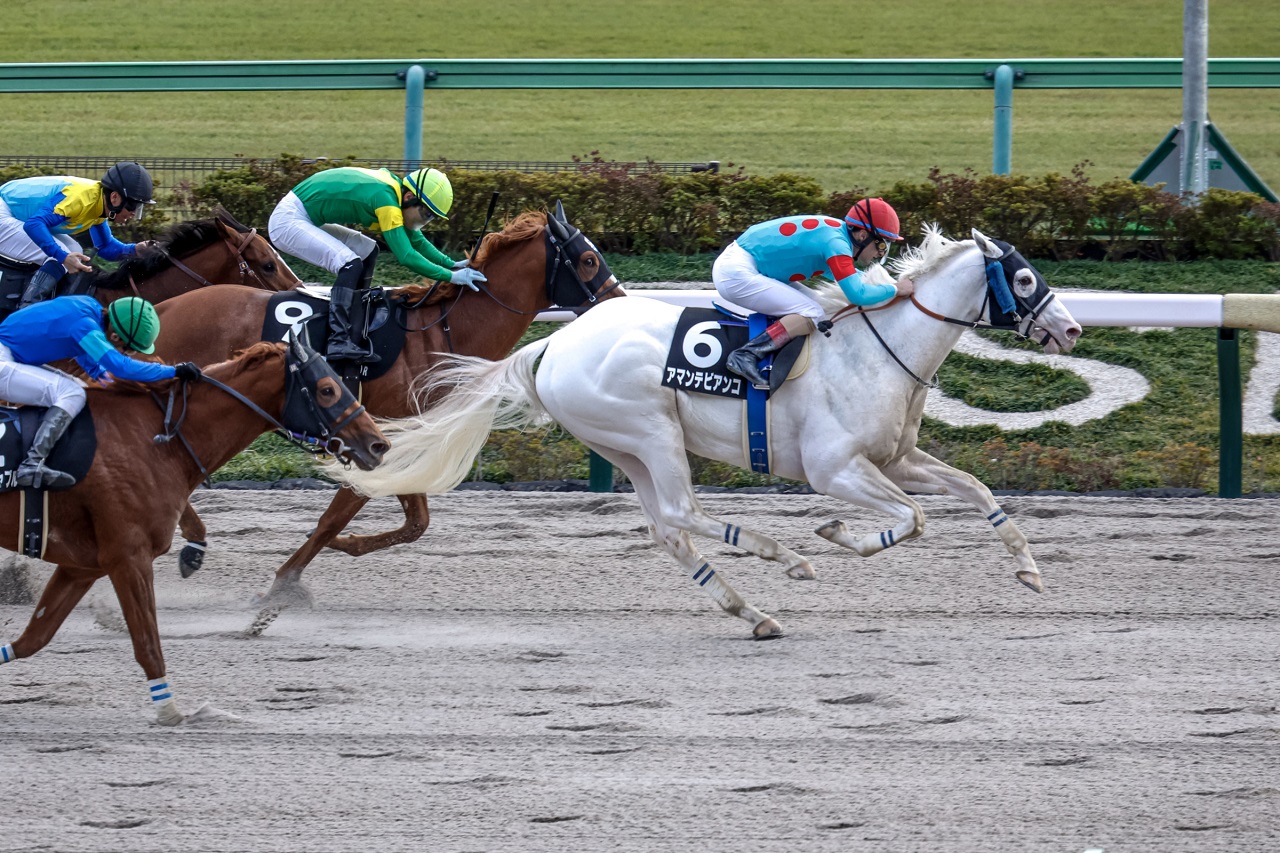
[0,162,161,309]
[712,197,916,389]
[268,166,487,364]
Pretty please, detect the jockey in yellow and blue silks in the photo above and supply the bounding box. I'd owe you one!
[712,197,917,388]
[268,166,487,364]
[0,162,161,310]
[0,295,200,489]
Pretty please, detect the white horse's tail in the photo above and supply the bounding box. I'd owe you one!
[331,341,550,498]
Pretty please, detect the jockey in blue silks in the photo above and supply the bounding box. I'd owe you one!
[0,162,162,309]
[0,295,200,489]
[713,197,916,388]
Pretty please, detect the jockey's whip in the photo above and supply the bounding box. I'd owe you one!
[471,191,500,259]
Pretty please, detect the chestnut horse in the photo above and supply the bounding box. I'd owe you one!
[0,334,388,724]
[153,204,624,608]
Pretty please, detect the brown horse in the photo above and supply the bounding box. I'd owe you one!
[153,205,624,606]
[79,207,301,306]
[0,335,388,724]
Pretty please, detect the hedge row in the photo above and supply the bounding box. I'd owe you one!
[5,157,1279,260]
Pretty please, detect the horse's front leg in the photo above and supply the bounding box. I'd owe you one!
[1,565,97,667]
[808,454,926,557]
[327,492,431,557]
[108,558,184,725]
[176,501,208,579]
[881,447,1043,592]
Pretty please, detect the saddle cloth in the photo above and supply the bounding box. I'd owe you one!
[661,307,811,399]
[260,287,407,384]
[0,406,97,493]
[661,307,813,474]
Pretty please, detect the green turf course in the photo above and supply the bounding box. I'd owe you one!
[4,0,1278,192]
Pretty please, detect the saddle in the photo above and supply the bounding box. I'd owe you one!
[0,406,97,559]
[260,286,409,389]
[0,406,97,493]
[661,307,813,475]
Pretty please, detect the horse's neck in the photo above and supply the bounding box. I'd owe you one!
[830,249,985,381]
[404,242,546,367]
[177,363,284,479]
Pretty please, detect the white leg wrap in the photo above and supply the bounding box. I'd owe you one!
[1,643,14,664]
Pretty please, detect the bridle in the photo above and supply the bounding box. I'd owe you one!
[161,226,275,290]
[397,209,620,343]
[827,244,1061,389]
[151,339,368,479]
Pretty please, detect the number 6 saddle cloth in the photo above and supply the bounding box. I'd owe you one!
[661,306,812,474]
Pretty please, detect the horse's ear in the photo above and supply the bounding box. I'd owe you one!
[547,204,571,241]
[286,327,309,362]
[554,199,568,224]
[971,229,1004,259]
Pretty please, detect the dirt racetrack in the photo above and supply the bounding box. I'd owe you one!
[1,488,1277,853]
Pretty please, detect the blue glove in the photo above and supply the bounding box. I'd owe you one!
[451,258,471,270]
[450,267,487,291]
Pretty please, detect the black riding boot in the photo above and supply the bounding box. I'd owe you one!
[16,260,66,310]
[14,406,77,489]
[327,259,380,364]
[726,329,788,389]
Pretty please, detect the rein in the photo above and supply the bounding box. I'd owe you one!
[152,370,368,475]
[823,257,1059,389]
[161,227,269,289]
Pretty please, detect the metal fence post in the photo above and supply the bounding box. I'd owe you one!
[588,450,613,493]
[1217,327,1242,497]
[403,64,424,163]
[992,64,1015,175]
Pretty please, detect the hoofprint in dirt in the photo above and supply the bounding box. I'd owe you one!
[0,490,1276,853]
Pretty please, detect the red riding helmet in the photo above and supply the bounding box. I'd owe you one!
[844,198,904,242]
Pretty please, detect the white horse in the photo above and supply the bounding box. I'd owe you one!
[335,227,1082,639]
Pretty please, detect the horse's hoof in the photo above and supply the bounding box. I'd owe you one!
[178,543,206,579]
[785,561,817,580]
[1016,570,1045,593]
[815,520,845,541]
[154,702,185,727]
[752,618,784,640]
[251,579,314,610]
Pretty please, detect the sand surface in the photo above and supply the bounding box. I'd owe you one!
[1,489,1277,852]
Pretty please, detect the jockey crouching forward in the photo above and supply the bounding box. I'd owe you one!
[268,166,488,364]
[0,295,200,489]
[0,162,161,309]
[713,197,916,388]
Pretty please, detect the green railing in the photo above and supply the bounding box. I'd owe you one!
[3,57,1279,91]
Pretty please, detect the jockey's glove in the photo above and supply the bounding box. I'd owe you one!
[452,258,471,270]
[174,362,202,382]
[450,267,488,292]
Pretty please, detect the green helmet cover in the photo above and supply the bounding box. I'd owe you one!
[107,297,162,354]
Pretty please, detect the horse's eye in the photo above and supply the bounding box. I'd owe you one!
[264,261,277,274]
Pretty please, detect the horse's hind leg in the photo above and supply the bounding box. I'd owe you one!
[1,565,96,664]
[327,491,430,557]
[882,447,1043,592]
[596,446,784,639]
[177,501,208,579]
[107,560,183,725]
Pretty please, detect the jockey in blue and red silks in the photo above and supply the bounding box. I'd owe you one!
[713,197,916,388]
[0,162,162,309]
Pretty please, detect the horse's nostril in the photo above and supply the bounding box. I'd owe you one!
[372,441,390,457]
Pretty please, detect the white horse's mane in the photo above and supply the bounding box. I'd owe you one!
[805,223,970,314]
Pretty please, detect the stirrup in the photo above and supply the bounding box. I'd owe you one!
[326,343,380,365]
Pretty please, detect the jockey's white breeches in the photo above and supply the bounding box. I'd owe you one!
[0,343,87,416]
[268,192,378,276]
[0,198,81,265]
[712,241,826,322]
